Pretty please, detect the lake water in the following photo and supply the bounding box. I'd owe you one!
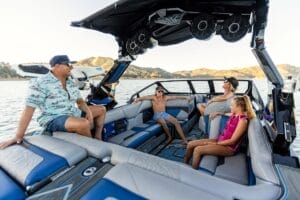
[0,79,299,159]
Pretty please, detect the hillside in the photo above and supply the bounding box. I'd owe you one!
[1,57,299,80]
[77,57,183,79]
[77,56,300,79]
[174,64,300,78]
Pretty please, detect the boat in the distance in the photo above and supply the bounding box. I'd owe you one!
[12,63,105,90]
[1,0,299,199]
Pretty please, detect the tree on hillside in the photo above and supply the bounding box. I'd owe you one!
[0,62,20,78]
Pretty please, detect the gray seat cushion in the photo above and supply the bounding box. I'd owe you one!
[214,153,248,185]
[25,135,87,166]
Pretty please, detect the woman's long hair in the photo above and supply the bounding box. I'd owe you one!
[234,95,256,119]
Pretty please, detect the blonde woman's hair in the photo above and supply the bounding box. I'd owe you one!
[234,95,256,119]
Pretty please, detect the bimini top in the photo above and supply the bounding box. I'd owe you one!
[72,0,283,87]
[72,0,268,55]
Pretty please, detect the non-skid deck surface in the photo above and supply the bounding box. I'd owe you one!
[157,124,207,162]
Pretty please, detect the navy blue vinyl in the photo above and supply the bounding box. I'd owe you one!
[24,144,68,186]
[0,169,26,200]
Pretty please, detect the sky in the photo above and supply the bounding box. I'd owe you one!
[0,0,299,72]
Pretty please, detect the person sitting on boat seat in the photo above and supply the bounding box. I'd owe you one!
[134,86,189,144]
[198,77,238,133]
[184,95,255,169]
[198,77,239,116]
[0,55,106,149]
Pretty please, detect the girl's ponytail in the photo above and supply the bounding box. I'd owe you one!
[243,95,256,119]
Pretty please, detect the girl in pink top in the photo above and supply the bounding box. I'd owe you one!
[184,95,256,169]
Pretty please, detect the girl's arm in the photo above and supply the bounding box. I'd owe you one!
[217,119,248,146]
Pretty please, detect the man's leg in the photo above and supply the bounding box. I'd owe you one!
[156,118,172,143]
[64,116,92,137]
[89,105,106,140]
[166,115,188,144]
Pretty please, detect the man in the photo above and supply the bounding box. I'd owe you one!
[135,86,188,144]
[198,76,238,116]
[0,55,106,149]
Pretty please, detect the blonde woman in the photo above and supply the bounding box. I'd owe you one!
[185,95,256,169]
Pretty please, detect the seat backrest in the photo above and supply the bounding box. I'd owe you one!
[206,115,229,138]
[166,97,194,120]
[248,118,280,185]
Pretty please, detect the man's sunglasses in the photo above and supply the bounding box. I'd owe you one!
[157,90,164,93]
[61,63,73,69]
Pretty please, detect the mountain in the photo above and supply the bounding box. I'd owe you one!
[1,57,298,79]
[77,56,300,79]
[175,64,300,78]
[77,57,183,79]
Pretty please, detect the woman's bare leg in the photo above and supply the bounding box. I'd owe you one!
[192,145,233,169]
[184,139,216,164]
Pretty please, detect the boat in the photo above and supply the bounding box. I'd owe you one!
[12,63,105,90]
[1,0,299,199]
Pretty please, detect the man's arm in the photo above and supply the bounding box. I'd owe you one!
[208,93,234,104]
[0,106,35,149]
[134,95,154,103]
[166,96,190,101]
[77,98,93,128]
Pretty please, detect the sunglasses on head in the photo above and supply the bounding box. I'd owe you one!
[224,80,229,83]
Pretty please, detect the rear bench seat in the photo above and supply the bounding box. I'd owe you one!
[54,132,282,200]
[199,116,281,188]
[104,97,194,148]
[0,135,87,198]
[198,115,250,185]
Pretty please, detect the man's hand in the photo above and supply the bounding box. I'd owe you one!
[86,111,94,129]
[133,98,140,104]
[0,138,21,149]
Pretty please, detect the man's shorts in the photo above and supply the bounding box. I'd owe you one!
[46,112,86,133]
[153,112,170,121]
[45,115,69,133]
